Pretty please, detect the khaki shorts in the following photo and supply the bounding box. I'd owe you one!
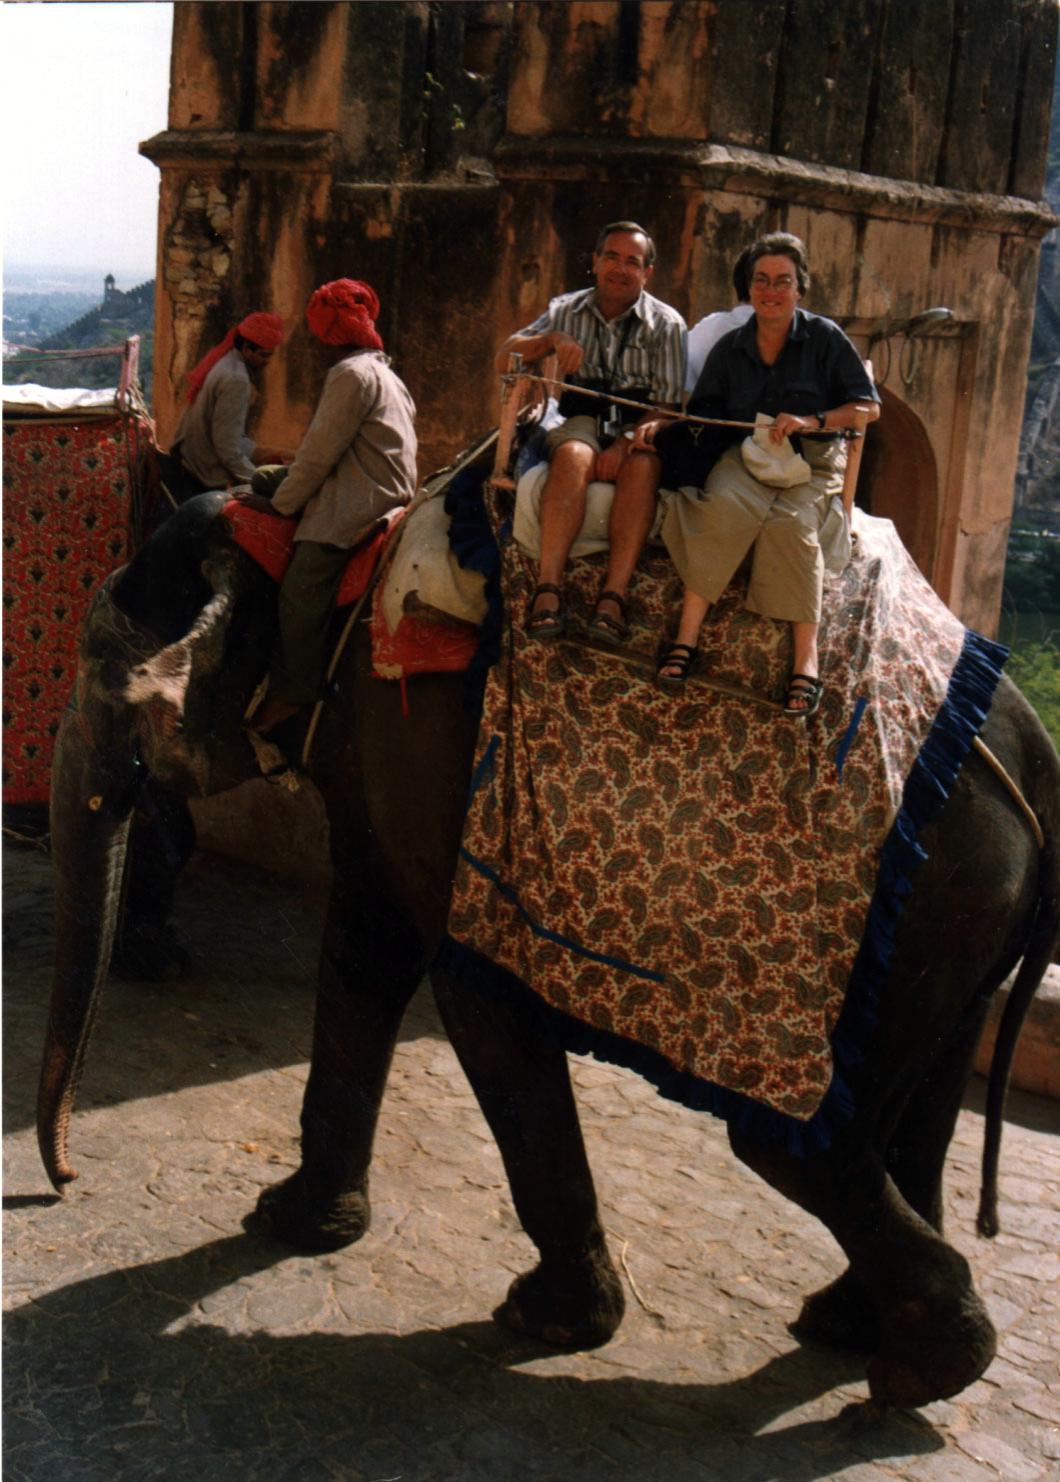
[545,414,604,456]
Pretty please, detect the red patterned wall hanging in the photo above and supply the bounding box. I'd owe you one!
[3,413,151,805]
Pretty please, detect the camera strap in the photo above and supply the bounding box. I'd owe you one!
[594,311,638,436]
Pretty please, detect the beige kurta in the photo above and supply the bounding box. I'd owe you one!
[271,350,417,547]
[661,438,848,623]
[174,349,258,488]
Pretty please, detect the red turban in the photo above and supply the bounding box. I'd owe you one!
[305,279,383,351]
[185,312,285,403]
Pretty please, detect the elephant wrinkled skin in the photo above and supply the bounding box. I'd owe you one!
[37,493,1060,1408]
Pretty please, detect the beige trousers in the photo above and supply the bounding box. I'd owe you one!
[661,442,847,623]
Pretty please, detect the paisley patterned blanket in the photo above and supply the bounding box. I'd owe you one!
[445,495,1006,1144]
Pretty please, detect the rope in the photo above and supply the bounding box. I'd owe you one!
[504,373,864,441]
[971,736,1046,850]
[118,383,158,549]
[1,826,50,852]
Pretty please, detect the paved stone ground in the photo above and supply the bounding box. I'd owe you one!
[4,839,1059,1481]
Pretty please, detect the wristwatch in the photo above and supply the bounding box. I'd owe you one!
[814,411,827,430]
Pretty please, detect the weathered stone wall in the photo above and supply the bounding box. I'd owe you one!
[141,0,1057,632]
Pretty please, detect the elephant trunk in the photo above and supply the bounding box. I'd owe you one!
[37,708,141,1190]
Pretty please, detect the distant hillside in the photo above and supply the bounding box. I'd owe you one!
[1015,56,1060,519]
[4,274,155,399]
[3,289,98,344]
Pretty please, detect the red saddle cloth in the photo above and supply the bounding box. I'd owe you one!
[222,499,478,693]
[222,499,399,607]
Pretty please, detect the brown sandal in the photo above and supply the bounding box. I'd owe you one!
[526,583,565,640]
[589,589,630,646]
[656,642,696,692]
[784,672,823,717]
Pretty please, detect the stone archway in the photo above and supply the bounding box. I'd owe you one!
[858,385,939,582]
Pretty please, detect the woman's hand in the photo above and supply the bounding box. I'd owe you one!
[629,416,670,452]
[768,411,817,444]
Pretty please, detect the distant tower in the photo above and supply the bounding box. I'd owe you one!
[103,273,116,303]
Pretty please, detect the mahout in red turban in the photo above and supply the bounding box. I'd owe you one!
[305,279,383,351]
[185,312,285,402]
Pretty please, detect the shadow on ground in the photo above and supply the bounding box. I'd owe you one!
[2,841,445,1137]
[3,1230,942,1482]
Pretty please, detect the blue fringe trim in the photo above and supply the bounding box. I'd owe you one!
[439,627,1009,1158]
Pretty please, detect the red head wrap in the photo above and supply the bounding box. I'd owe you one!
[305,279,383,351]
[185,312,285,403]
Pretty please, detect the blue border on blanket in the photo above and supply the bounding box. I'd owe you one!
[436,627,1009,1158]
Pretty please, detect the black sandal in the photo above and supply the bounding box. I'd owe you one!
[526,583,565,640]
[784,672,823,717]
[656,642,697,692]
[589,589,630,645]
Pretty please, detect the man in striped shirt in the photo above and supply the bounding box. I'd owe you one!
[496,222,686,644]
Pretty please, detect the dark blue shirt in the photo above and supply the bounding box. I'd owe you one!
[688,308,879,426]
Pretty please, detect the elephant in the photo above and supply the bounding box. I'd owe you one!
[37,486,1060,1411]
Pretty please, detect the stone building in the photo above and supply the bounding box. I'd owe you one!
[141,0,1057,633]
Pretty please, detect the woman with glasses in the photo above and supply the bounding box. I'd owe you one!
[634,232,880,713]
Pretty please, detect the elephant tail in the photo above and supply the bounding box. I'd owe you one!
[977,836,1060,1238]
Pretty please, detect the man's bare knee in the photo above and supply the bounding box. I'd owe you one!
[550,440,596,474]
[618,450,662,493]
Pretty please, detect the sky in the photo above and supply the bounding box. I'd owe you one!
[2,1,174,287]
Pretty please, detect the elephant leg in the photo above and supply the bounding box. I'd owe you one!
[431,967,624,1350]
[111,781,196,981]
[793,990,994,1355]
[884,991,993,1233]
[252,882,425,1253]
[731,1130,995,1407]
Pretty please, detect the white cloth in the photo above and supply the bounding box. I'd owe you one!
[2,384,118,415]
[684,304,755,393]
[380,495,487,633]
[740,411,812,488]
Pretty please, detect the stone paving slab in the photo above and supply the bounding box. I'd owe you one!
[3,841,1059,1481]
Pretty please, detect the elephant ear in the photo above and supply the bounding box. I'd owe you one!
[122,555,238,716]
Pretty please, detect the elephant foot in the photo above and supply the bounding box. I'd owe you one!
[790,1269,880,1353]
[866,1283,996,1409]
[248,1169,370,1253]
[110,926,189,983]
[493,1249,625,1351]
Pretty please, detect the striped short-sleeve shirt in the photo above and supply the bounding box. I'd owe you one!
[521,287,687,408]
